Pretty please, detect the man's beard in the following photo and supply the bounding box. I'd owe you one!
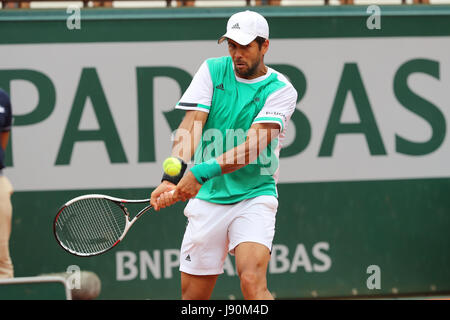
[234,58,260,78]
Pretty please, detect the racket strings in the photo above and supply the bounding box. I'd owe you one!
[55,197,127,255]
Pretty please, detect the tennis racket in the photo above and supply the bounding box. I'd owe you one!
[53,190,174,257]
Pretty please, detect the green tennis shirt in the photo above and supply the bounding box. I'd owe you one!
[176,56,298,204]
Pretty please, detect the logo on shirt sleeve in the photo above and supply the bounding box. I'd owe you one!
[265,111,287,122]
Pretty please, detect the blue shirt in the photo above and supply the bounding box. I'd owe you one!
[0,88,12,170]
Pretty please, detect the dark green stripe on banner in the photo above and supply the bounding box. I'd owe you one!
[274,178,450,298]
[1,6,450,44]
[10,177,450,299]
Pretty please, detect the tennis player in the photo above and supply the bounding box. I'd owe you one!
[150,10,297,300]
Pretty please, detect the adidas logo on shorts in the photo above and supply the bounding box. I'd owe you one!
[185,254,191,262]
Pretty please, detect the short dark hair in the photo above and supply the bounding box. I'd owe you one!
[255,36,267,49]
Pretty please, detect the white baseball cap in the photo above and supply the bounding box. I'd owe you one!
[218,10,269,46]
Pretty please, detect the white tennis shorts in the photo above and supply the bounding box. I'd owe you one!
[179,195,278,276]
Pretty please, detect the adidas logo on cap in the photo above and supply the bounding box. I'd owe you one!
[231,23,240,29]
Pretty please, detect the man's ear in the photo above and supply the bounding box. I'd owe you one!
[262,39,269,55]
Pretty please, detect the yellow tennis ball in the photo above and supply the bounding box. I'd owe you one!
[163,157,182,176]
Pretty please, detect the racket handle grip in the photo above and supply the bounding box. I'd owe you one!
[154,188,176,203]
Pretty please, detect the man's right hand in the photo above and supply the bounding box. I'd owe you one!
[150,180,176,211]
